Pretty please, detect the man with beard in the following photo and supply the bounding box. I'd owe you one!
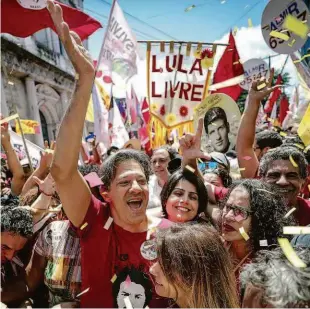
[46,2,170,307]
[258,146,310,226]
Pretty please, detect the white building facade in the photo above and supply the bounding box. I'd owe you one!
[1,0,91,148]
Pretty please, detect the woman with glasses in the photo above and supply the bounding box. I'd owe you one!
[221,179,295,285]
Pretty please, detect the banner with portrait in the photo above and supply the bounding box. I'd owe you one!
[146,42,216,146]
[194,93,241,154]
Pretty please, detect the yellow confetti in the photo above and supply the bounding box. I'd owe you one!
[294,143,305,150]
[293,54,310,63]
[0,113,19,124]
[239,227,250,241]
[104,216,113,230]
[45,149,54,154]
[280,132,287,137]
[283,226,310,234]
[284,14,309,39]
[289,155,298,167]
[248,18,253,27]
[257,83,266,90]
[278,238,306,268]
[80,222,88,230]
[111,274,117,283]
[284,207,296,218]
[76,287,90,298]
[270,30,290,41]
[239,167,246,171]
[288,39,296,47]
[185,4,195,12]
[75,73,79,80]
[233,26,238,36]
[185,165,195,173]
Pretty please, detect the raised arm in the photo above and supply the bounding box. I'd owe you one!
[48,1,93,227]
[236,68,278,178]
[1,119,25,196]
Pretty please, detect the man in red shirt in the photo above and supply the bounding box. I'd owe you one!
[47,2,170,307]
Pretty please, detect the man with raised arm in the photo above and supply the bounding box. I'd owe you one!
[47,2,170,307]
[236,68,281,179]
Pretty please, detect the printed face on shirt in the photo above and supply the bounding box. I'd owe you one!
[150,261,178,299]
[150,149,170,178]
[262,159,304,206]
[1,231,27,263]
[165,179,199,223]
[106,160,149,226]
[117,281,146,309]
[207,119,230,153]
[222,186,251,242]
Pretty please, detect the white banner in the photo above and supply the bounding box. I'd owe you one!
[9,130,43,168]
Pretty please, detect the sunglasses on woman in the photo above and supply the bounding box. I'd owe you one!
[223,204,252,220]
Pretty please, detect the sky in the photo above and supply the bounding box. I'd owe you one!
[84,0,309,105]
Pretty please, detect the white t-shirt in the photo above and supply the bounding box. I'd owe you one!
[148,174,163,209]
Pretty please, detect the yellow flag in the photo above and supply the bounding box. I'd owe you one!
[298,103,310,146]
[15,119,40,135]
[86,95,94,123]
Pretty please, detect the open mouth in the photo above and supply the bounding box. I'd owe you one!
[222,223,236,233]
[175,205,191,212]
[127,199,143,210]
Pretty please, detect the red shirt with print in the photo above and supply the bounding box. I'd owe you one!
[76,196,171,308]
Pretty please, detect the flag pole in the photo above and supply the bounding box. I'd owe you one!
[2,63,34,172]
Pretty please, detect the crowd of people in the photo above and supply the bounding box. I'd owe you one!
[1,1,310,308]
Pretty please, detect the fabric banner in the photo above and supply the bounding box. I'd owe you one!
[147,43,211,130]
[15,119,40,135]
[297,103,310,146]
[95,0,139,107]
[9,130,43,168]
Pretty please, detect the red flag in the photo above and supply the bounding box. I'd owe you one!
[212,31,244,101]
[1,0,102,40]
[279,95,289,125]
[138,126,151,152]
[141,97,150,125]
[264,75,282,114]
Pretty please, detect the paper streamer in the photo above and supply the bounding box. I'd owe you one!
[111,274,117,283]
[185,165,195,173]
[278,238,306,268]
[80,222,88,230]
[289,155,298,167]
[239,227,250,241]
[284,207,296,218]
[283,226,310,234]
[0,113,19,124]
[284,14,309,39]
[124,297,133,309]
[257,83,267,90]
[76,287,90,298]
[104,216,113,230]
[259,239,268,246]
[293,54,310,63]
[270,30,290,41]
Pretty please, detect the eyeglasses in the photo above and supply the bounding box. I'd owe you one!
[223,204,252,220]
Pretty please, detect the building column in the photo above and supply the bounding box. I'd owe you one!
[25,77,44,147]
[1,73,10,117]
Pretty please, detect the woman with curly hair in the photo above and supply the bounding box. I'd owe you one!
[159,168,210,223]
[203,167,232,188]
[150,223,239,308]
[220,179,295,280]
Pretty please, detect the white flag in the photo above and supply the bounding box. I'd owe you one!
[96,0,138,92]
[108,99,129,148]
[92,82,110,150]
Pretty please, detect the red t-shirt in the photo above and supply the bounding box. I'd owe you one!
[295,196,310,226]
[76,196,171,308]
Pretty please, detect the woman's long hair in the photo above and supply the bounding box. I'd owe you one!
[156,223,240,308]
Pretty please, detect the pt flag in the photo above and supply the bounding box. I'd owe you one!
[15,119,41,135]
[1,0,102,40]
[95,0,139,106]
[212,31,244,101]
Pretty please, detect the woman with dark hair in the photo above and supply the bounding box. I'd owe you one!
[150,223,239,308]
[203,168,232,188]
[220,179,295,279]
[160,169,209,223]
